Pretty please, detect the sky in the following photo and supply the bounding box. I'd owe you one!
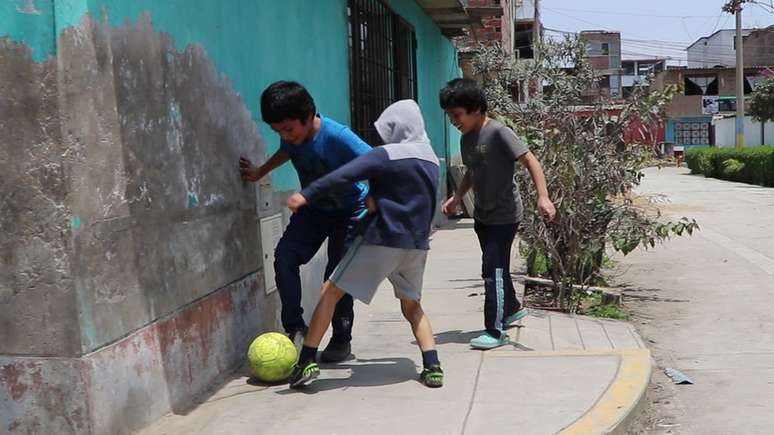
[540,0,774,64]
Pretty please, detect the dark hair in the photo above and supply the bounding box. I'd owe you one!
[439,78,488,114]
[260,81,317,123]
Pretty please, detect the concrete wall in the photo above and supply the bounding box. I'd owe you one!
[1,1,461,433]
[714,116,774,147]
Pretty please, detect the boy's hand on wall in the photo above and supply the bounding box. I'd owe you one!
[287,193,308,213]
[537,196,556,222]
[239,157,261,182]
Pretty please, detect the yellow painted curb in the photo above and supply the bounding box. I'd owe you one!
[559,349,652,435]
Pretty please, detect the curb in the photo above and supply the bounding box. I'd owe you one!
[558,349,652,435]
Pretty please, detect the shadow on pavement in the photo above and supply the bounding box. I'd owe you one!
[274,357,420,394]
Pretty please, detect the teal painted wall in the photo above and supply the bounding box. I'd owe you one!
[2,0,461,187]
[384,0,461,163]
[0,0,56,61]
[69,0,353,190]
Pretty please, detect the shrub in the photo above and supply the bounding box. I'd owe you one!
[686,146,774,186]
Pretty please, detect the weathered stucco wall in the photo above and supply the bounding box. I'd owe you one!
[0,33,81,356]
[59,14,265,353]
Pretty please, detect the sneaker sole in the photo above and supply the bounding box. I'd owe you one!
[289,369,319,388]
[423,378,444,388]
[470,337,510,350]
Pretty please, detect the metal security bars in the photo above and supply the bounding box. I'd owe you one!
[348,0,418,146]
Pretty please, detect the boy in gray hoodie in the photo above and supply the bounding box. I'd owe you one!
[284,100,444,388]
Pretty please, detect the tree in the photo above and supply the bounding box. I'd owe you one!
[470,38,698,312]
[748,75,774,145]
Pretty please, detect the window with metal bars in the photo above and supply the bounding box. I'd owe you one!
[348,0,418,146]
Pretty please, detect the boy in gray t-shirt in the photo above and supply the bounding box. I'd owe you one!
[440,78,556,350]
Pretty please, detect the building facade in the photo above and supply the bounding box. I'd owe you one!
[580,30,623,101]
[621,58,666,98]
[685,27,774,68]
[653,66,774,148]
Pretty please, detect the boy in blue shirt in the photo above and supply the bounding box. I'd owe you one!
[239,81,371,362]
[284,100,444,389]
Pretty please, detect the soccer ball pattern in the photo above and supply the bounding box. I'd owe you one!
[247,332,298,382]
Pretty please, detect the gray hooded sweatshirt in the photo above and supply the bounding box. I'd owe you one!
[301,100,440,250]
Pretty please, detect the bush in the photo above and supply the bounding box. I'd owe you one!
[471,39,698,312]
[686,146,774,186]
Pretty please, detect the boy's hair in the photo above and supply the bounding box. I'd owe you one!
[260,81,317,124]
[439,78,488,114]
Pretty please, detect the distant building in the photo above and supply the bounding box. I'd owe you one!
[621,58,666,98]
[513,0,539,60]
[652,67,774,148]
[686,27,774,68]
[743,26,774,66]
[454,0,540,102]
[579,30,623,101]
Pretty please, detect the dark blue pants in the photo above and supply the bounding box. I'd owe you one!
[474,221,522,339]
[274,206,359,344]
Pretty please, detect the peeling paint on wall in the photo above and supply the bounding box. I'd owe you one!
[15,0,41,15]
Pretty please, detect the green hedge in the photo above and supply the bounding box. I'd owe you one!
[685,146,774,187]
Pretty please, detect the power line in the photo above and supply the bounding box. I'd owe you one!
[544,6,718,19]
[709,10,726,36]
[543,27,761,65]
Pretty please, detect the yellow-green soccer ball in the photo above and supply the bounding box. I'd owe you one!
[247,332,297,382]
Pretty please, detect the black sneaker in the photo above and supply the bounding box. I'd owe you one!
[288,361,320,388]
[287,326,308,350]
[420,365,444,388]
[319,340,351,363]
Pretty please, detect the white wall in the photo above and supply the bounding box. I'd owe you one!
[515,0,535,20]
[714,116,774,147]
[688,30,737,68]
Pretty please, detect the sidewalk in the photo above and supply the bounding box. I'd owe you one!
[140,220,650,435]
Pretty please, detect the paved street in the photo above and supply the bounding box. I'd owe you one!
[619,167,774,434]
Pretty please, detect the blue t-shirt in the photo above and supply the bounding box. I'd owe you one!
[280,116,371,214]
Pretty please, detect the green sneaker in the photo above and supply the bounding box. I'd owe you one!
[420,365,444,388]
[470,333,510,350]
[288,361,319,388]
[503,308,529,328]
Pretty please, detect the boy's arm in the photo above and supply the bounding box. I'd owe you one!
[441,171,472,216]
[498,125,556,222]
[239,150,290,182]
[518,151,556,222]
[287,149,387,212]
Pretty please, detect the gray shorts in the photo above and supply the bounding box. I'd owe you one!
[330,237,428,304]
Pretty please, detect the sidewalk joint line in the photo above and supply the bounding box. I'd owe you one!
[548,315,556,351]
[574,317,587,350]
[600,321,615,349]
[460,351,485,435]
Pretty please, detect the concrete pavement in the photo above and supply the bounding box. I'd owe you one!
[617,167,774,434]
[140,221,650,435]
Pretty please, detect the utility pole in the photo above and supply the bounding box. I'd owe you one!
[532,0,542,100]
[724,0,748,147]
[533,0,541,62]
[735,2,745,148]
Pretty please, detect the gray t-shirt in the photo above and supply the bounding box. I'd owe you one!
[461,119,529,225]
